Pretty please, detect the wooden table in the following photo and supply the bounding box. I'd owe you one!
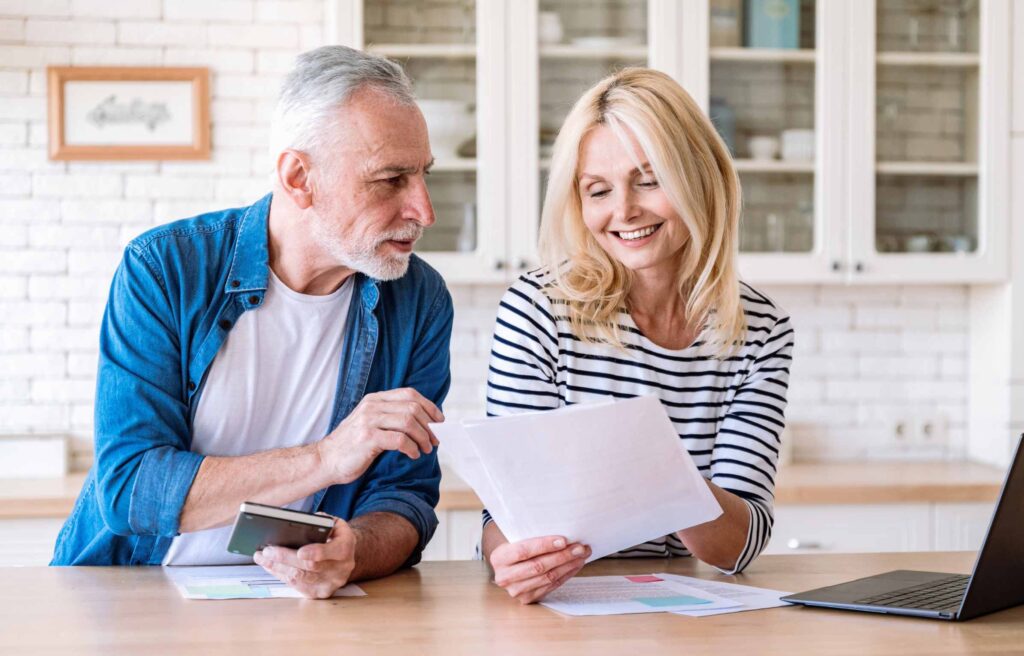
[2,552,1021,655]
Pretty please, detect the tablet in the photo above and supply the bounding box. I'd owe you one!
[226,502,334,557]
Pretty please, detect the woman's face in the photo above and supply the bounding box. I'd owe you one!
[576,123,688,279]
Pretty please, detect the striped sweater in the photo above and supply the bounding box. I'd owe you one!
[482,269,795,574]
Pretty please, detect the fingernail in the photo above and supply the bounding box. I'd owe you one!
[571,546,585,557]
[553,538,566,549]
[262,547,275,559]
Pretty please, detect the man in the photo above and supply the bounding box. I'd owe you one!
[51,46,453,600]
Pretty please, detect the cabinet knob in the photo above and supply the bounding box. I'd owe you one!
[513,257,529,271]
[854,261,865,273]
[787,538,823,550]
[831,260,842,272]
[493,259,505,270]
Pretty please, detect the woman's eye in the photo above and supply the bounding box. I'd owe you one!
[638,178,659,188]
[588,189,610,199]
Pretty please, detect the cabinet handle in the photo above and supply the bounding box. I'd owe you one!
[493,259,505,270]
[854,261,865,273]
[831,260,842,272]
[786,538,823,550]
[513,257,529,271]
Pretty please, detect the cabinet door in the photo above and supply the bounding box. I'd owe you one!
[689,0,847,284]
[846,0,1009,283]
[336,0,510,283]
[932,502,995,551]
[765,504,931,554]
[0,519,64,566]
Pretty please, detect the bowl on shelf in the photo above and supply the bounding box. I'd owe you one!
[417,99,475,160]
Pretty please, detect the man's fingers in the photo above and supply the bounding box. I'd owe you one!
[260,546,328,573]
[493,543,587,587]
[378,430,421,460]
[489,536,571,568]
[378,401,440,446]
[372,387,444,423]
[375,412,434,455]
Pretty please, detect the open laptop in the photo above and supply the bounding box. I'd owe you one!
[781,436,1024,621]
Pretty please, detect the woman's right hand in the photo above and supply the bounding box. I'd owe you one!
[488,536,592,604]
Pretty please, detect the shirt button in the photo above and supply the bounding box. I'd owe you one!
[219,319,232,330]
[187,382,196,391]
[248,295,259,305]
[230,280,240,288]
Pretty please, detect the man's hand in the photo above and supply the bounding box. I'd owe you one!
[317,387,444,485]
[489,535,591,604]
[253,517,357,599]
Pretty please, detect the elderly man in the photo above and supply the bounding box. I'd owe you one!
[51,46,453,599]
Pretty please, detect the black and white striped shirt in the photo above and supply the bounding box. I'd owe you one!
[481,269,794,574]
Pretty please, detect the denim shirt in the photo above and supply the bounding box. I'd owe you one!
[50,193,453,566]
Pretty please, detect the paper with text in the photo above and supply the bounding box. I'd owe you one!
[656,573,792,616]
[431,395,722,561]
[164,565,366,600]
[539,575,742,616]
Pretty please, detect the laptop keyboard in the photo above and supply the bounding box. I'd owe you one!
[855,574,970,612]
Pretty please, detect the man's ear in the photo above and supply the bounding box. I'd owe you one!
[276,149,314,210]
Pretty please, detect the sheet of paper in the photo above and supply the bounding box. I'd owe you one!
[656,573,793,617]
[164,565,366,600]
[539,575,742,616]
[432,395,722,561]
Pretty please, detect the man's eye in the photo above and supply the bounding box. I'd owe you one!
[384,175,405,186]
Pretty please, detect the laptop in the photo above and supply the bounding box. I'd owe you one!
[781,435,1024,621]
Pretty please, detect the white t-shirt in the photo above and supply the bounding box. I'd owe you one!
[163,271,355,566]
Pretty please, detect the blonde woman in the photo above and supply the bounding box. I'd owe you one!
[481,68,795,604]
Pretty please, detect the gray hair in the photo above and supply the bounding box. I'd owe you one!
[269,45,416,162]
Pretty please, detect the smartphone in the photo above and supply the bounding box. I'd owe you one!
[225,502,334,557]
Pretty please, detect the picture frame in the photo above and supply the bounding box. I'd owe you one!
[47,66,211,161]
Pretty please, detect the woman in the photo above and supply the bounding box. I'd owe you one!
[481,68,795,604]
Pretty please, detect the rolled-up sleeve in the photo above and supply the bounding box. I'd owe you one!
[352,282,453,564]
[94,245,203,537]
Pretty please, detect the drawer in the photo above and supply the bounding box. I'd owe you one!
[765,504,931,554]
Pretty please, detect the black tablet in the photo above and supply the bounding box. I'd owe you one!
[226,502,334,557]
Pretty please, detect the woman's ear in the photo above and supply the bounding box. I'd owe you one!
[275,149,314,210]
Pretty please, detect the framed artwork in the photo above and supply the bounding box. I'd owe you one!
[47,66,210,160]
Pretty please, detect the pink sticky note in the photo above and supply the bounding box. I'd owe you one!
[625,575,663,583]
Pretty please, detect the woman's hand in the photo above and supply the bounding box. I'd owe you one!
[488,535,591,604]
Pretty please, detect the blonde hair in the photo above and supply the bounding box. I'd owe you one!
[538,68,745,357]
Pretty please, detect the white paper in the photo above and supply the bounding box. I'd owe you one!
[431,396,722,561]
[539,575,742,616]
[656,572,793,617]
[164,565,366,600]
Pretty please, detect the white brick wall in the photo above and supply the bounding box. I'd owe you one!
[0,2,974,471]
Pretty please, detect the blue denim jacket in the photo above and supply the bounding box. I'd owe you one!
[51,193,453,566]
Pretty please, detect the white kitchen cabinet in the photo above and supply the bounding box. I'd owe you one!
[0,519,63,567]
[932,501,996,551]
[422,509,481,561]
[327,0,1009,285]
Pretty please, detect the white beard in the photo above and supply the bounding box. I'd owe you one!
[311,214,421,281]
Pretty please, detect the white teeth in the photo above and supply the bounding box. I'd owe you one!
[618,225,658,240]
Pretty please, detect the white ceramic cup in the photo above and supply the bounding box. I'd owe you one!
[748,135,779,160]
[780,129,815,162]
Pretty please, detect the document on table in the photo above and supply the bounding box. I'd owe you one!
[430,395,722,561]
[164,565,366,600]
[539,575,742,616]
[656,573,792,616]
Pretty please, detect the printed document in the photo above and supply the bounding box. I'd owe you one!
[164,565,366,600]
[656,572,792,616]
[539,575,742,616]
[431,395,722,561]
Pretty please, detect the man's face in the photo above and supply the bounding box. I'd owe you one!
[309,88,435,281]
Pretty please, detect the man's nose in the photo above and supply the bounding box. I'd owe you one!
[407,177,436,227]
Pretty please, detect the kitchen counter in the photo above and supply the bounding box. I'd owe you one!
[0,461,1006,519]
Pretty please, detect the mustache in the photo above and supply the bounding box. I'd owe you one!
[377,227,423,244]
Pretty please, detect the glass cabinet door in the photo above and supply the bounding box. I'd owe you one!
[873,0,979,257]
[536,0,649,245]
[362,0,506,280]
[708,0,818,256]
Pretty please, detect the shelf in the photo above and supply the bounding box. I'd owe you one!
[366,43,476,59]
[876,51,980,67]
[710,47,816,63]
[875,161,978,176]
[539,44,648,60]
[733,159,815,173]
[432,157,477,172]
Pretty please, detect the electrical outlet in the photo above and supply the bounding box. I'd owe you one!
[892,412,949,450]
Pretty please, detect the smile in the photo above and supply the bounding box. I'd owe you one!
[613,223,663,241]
